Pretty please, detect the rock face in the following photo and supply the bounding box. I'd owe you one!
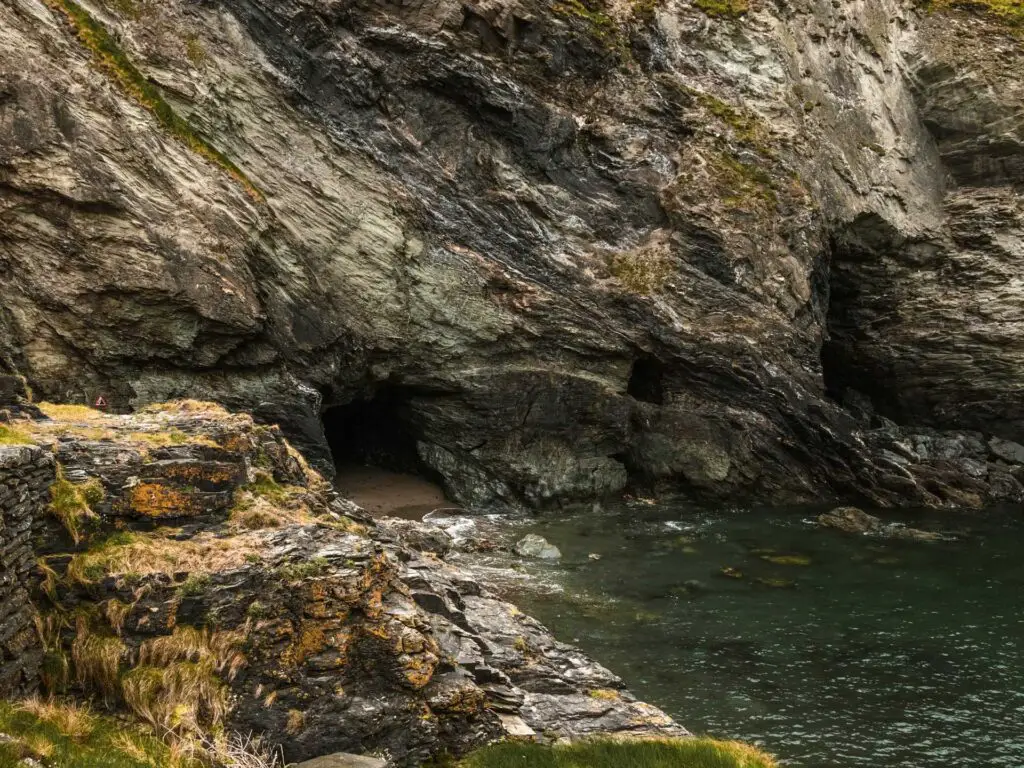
[0,444,53,697]
[16,403,685,765]
[1,0,1022,509]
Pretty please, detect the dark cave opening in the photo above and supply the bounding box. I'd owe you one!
[820,219,907,426]
[321,387,426,475]
[627,357,666,405]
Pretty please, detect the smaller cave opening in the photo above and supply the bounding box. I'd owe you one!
[321,386,449,518]
[627,357,666,405]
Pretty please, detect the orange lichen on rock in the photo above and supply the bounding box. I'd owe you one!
[127,482,201,518]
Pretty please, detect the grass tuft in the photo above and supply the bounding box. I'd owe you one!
[459,737,778,768]
[65,530,260,586]
[49,468,104,545]
[71,617,127,702]
[138,400,228,416]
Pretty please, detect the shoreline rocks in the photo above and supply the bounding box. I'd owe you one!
[7,404,685,766]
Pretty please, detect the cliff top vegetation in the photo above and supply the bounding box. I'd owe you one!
[458,737,777,768]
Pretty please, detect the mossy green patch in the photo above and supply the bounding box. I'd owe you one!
[49,469,104,545]
[691,91,769,148]
[711,152,778,210]
[458,737,777,768]
[45,0,261,199]
[609,247,673,295]
[0,698,200,768]
[759,554,812,566]
[693,0,749,18]
[552,0,629,57]
[0,426,34,445]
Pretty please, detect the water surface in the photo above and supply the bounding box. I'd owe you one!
[502,504,1024,767]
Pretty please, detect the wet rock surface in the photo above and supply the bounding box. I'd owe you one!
[16,405,685,765]
[513,534,562,560]
[0,0,1022,510]
[818,506,953,542]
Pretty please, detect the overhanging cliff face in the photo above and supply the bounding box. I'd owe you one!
[1,0,1022,509]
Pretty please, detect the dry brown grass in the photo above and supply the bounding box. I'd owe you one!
[122,661,230,734]
[66,530,262,585]
[17,697,97,742]
[71,617,127,702]
[36,402,108,421]
[229,492,313,530]
[109,731,152,763]
[138,625,247,681]
[138,399,229,416]
[104,598,134,636]
[285,709,305,736]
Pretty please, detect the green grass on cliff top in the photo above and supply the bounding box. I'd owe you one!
[924,0,1024,27]
[0,698,199,768]
[459,738,777,768]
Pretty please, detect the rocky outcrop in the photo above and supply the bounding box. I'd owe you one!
[14,403,684,765]
[0,0,1021,509]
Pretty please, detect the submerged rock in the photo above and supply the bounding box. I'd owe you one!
[514,534,562,560]
[818,507,883,534]
[818,506,952,542]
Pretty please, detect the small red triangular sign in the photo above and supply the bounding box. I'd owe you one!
[94,396,107,408]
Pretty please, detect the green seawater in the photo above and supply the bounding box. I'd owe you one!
[503,504,1024,768]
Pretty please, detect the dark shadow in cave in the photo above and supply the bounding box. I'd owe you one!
[322,387,455,518]
[321,386,428,475]
[627,357,666,405]
[820,217,907,425]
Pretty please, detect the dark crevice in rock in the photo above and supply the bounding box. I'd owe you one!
[820,220,905,425]
[627,356,665,405]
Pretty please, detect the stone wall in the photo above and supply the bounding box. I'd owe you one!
[0,444,54,696]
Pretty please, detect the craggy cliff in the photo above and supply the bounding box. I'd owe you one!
[1,0,1023,509]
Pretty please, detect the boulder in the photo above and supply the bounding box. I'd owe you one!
[817,507,882,534]
[514,534,562,560]
[989,437,1024,465]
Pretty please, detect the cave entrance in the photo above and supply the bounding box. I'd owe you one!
[628,357,666,405]
[321,387,449,519]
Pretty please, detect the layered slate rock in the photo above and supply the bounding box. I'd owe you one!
[0,376,55,696]
[18,404,685,765]
[1,0,1022,510]
[0,445,54,696]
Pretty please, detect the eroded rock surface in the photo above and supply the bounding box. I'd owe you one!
[1,0,1022,509]
[18,404,685,765]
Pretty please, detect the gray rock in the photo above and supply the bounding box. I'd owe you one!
[989,437,1024,465]
[818,507,882,535]
[294,755,387,768]
[514,534,562,560]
